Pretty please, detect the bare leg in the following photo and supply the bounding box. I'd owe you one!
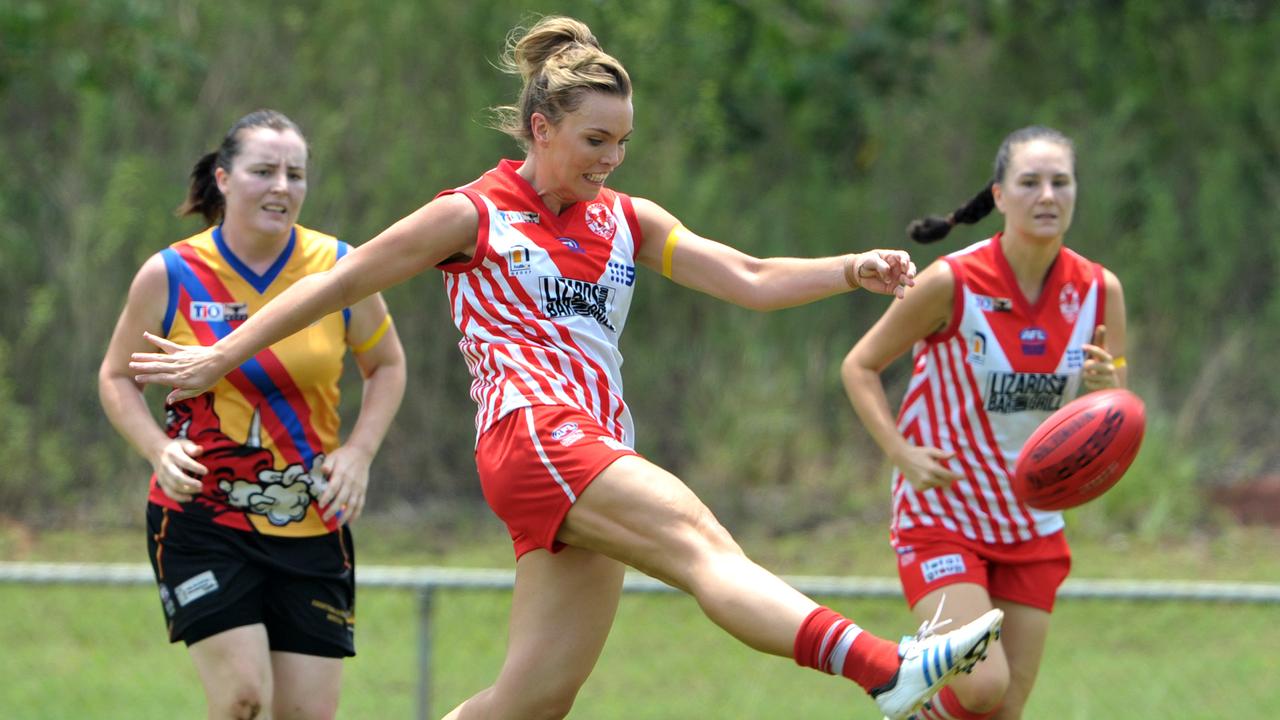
[557,455,817,655]
[989,600,1051,719]
[442,545,625,720]
[270,652,343,720]
[911,583,1043,715]
[188,624,274,719]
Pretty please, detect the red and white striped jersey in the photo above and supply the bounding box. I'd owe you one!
[437,160,644,446]
[892,234,1107,544]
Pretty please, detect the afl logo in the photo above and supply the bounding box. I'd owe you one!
[1058,283,1081,323]
[1020,326,1048,356]
[585,202,617,240]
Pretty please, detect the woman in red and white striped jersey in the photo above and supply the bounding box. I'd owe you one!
[843,126,1129,720]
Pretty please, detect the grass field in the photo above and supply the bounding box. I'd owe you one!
[3,519,1279,718]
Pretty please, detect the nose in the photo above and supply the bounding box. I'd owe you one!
[270,169,289,192]
[1037,180,1056,202]
[602,143,623,168]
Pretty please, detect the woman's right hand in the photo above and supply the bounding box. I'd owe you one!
[130,332,227,404]
[150,438,207,502]
[892,444,962,491]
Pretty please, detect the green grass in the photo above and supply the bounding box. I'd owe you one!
[3,518,1280,718]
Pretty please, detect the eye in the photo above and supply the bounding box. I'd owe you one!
[289,172,304,181]
[254,169,271,177]
[587,137,603,147]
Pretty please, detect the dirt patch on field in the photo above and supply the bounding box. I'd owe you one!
[1213,475,1280,527]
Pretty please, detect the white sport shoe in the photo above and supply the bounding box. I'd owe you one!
[871,601,1003,720]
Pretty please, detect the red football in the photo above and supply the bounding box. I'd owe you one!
[1012,388,1146,511]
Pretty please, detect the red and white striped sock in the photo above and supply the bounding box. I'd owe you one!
[793,606,901,692]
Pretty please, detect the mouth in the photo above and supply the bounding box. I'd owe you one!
[262,203,289,215]
[1033,212,1058,221]
[583,172,608,185]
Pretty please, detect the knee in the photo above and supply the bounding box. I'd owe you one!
[219,691,268,720]
[209,675,270,720]
[956,667,1011,713]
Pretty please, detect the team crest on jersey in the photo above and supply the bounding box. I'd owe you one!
[541,276,616,331]
[190,301,249,323]
[507,245,534,275]
[584,202,617,240]
[1019,326,1048,355]
[1058,282,1081,323]
[974,294,1013,313]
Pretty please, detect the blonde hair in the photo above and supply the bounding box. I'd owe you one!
[492,16,632,147]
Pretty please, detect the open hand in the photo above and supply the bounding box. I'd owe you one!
[130,332,226,404]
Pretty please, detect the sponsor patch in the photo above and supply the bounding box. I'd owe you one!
[585,202,617,240]
[968,331,987,366]
[920,553,967,583]
[507,245,533,275]
[174,570,220,607]
[498,210,540,225]
[190,301,249,323]
[1066,347,1085,371]
[974,294,1013,313]
[551,421,585,447]
[985,372,1068,413]
[607,260,636,287]
[540,276,616,331]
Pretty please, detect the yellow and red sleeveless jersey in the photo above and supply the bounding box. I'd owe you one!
[149,224,352,537]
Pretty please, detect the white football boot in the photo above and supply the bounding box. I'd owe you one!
[872,600,1003,720]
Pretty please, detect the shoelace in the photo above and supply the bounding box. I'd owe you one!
[908,594,953,647]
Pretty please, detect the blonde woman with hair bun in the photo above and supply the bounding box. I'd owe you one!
[130,17,1000,720]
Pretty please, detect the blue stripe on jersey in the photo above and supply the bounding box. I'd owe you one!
[168,253,319,466]
[212,225,297,294]
[337,240,351,328]
[160,248,183,336]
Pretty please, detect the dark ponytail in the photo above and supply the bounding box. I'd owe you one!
[907,125,1075,244]
[175,151,224,225]
[174,109,307,226]
[907,182,996,243]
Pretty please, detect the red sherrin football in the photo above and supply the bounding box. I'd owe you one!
[1012,388,1146,511]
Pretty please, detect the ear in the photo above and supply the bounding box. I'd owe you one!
[214,165,230,195]
[529,112,553,145]
[991,181,1005,214]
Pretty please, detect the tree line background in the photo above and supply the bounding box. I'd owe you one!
[1,0,1276,538]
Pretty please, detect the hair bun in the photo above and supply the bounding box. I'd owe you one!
[907,216,954,243]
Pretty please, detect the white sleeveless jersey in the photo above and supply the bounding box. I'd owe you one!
[438,160,643,446]
[893,235,1107,544]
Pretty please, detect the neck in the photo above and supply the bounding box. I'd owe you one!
[1000,230,1062,284]
[516,154,571,215]
[219,217,292,267]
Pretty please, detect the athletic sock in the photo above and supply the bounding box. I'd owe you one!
[793,606,902,691]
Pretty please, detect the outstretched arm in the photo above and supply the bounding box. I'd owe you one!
[631,198,915,311]
[131,194,477,402]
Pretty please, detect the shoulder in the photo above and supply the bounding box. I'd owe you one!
[128,251,173,305]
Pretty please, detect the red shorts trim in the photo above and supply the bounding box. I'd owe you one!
[892,526,1072,612]
[475,405,638,559]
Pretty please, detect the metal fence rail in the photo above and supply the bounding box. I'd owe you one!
[5,562,1279,718]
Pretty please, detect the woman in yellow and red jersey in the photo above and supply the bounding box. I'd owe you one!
[99,109,405,719]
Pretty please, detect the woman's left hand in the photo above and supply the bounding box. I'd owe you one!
[1081,325,1121,391]
[314,445,374,525]
[848,250,917,299]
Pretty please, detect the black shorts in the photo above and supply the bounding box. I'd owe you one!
[146,503,356,658]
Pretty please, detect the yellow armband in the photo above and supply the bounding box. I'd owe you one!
[350,314,392,354]
[662,224,691,279]
[1112,355,1127,369]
